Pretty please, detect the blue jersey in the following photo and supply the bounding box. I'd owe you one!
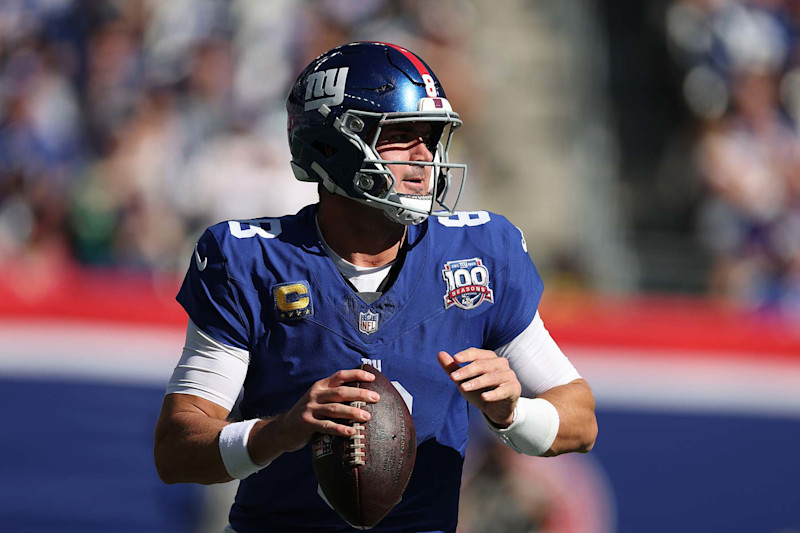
[177,204,543,533]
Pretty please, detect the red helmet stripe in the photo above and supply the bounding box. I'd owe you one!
[375,42,430,77]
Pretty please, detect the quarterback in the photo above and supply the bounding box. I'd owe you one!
[154,42,597,532]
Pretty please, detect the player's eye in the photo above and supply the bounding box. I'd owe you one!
[384,132,416,144]
[377,124,435,148]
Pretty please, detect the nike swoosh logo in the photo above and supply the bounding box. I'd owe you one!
[194,243,208,271]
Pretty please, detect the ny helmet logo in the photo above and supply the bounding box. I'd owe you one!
[305,67,349,111]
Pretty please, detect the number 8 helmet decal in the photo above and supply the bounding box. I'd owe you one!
[286,41,467,225]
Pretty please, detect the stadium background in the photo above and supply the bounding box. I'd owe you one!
[1,1,799,531]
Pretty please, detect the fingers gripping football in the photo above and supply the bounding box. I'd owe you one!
[438,348,521,428]
[280,369,380,452]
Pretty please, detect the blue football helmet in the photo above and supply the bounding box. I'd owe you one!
[286,41,466,225]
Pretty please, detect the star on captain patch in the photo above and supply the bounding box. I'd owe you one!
[359,310,379,335]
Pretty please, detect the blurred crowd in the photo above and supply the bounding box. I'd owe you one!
[666,0,800,312]
[4,0,800,313]
[0,0,478,295]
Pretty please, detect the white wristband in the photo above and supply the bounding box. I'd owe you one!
[485,397,560,456]
[219,419,268,479]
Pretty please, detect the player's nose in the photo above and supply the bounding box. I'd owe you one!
[409,138,433,162]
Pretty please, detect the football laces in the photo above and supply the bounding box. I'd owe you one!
[348,401,367,466]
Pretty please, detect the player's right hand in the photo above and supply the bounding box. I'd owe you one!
[274,369,380,453]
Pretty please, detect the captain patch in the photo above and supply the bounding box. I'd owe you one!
[273,281,313,320]
[441,258,495,310]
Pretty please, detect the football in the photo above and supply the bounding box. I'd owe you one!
[311,364,416,530]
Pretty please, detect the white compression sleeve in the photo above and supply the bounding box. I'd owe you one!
[165,319,250,411]
[166,321,268,479]
[494,311,580,396]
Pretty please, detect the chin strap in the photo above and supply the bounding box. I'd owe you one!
[383,195,433,225]
[303,157,434,226]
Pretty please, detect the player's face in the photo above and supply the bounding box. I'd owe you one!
[375,122,434,196]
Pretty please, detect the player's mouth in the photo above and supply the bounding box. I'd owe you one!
[399,172,428,195]
[403,176,423,186]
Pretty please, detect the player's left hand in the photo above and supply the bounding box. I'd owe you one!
[437,348,521,428]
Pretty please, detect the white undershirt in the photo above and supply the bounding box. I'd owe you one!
[316,224,393,293]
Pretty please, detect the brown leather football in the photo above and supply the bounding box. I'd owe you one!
[311,364,416,530]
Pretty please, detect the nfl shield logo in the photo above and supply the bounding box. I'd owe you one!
[359,310,379,335]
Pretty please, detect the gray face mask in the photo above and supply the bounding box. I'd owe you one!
[333,107,467,226]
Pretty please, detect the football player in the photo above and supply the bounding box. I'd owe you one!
[154,41,597,533]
